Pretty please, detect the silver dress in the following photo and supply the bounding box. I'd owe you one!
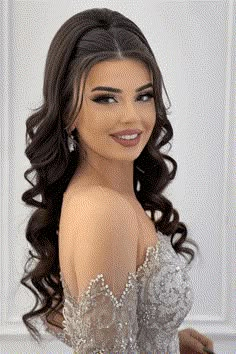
[40,232,194,353]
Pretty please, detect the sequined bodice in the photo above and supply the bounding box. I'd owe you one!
[40,232,194,353]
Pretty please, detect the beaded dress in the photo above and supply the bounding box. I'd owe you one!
[40,231,194,353]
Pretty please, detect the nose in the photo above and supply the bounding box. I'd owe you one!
[120,101,140,122]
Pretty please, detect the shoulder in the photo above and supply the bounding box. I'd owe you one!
[61,186,140,299]
[64,187,139,288]
[63,185,135,214]
[62,185,139,240]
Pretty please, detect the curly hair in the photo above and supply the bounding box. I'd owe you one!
[20,7,200,344]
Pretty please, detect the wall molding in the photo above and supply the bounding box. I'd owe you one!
[1,0,12,328]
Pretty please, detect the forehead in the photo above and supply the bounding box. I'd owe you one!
[84,58,152,89]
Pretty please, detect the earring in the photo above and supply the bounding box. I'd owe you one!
[67,132,76,152]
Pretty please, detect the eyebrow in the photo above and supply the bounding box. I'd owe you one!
[91,82,153,93]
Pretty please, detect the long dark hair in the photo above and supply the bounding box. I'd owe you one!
[21,7,200,344]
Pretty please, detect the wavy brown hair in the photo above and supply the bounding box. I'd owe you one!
[21,7,200,344]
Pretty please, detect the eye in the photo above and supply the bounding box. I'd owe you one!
[137,92,154,102]
[91,95,116,104]
[91,91,154,104]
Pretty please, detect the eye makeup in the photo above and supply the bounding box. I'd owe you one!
[91,90,154,104]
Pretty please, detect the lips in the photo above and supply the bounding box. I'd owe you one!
[111,129,142,137]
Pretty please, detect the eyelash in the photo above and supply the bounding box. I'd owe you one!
[91,92,154,104]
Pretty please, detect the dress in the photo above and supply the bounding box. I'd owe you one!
[40,231,194,353]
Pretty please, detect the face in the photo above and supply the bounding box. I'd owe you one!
[72,58,156,167]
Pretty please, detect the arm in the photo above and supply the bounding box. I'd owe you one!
[63,188,140,353]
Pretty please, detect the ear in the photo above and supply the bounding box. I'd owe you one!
[68,125,76,134]
[69,127,78,136]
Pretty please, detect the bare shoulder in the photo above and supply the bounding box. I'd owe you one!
[64,185,135,213]
[62,185,139,237]
[60,186,139,299]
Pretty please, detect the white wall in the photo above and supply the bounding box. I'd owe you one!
[1,0,235,353]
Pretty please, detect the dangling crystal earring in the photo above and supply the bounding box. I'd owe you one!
[67,132,76,152]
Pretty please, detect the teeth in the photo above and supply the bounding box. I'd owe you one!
[117,134,138,140]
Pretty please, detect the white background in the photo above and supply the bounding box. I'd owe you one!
[1,0,235,352]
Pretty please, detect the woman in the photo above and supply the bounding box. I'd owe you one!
[21,7,215,353]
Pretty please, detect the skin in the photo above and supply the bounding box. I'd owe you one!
[68,58,156,198]
[178,328,215,354]
[67,58,215,353]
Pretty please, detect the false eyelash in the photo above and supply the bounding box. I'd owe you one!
[91,91,154,103]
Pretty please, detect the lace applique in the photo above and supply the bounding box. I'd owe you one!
[135,237,160,281]
[61,273,140,352]
[136,233,194,353]
[40,232,194,353]
[40,236,160,352]
[57,237,161,353]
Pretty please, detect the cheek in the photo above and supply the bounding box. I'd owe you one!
[151,112,157,126]
[150,105,157,124]
[91,111,114,131]
[143,106,156,127]
[78,115,110,144]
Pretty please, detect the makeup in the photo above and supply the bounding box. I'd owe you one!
[111,133,141,147]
